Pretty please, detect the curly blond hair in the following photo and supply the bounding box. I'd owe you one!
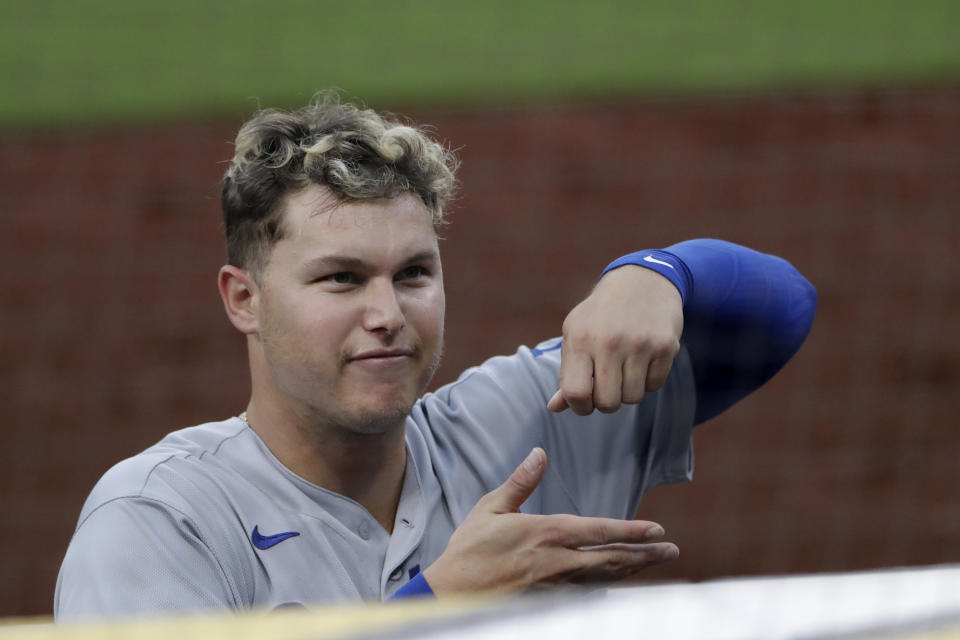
[221,93,458,274]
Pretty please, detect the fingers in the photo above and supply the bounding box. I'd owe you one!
[545,515,667,548]
[551,342,679,414]
[550,352,650,414]
[481,448,547,514]
[546,390,569,412]
[553,330,616,415]
[554,341,594,415]
[591,352,623,414]
[645,353,675,392]
[554,516,678,585]
[547,389,570,413]
[567,542,680,584]
[620,352,648,405]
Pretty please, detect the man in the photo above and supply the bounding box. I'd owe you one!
[55,95,817,619]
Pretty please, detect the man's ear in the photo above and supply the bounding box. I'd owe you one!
[218,265,260,335]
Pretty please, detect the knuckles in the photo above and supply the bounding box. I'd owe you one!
[558,386,594,415]
[593,399,620,414]
[600,334,624,354]
[560,386,593,405]
[626,333,678,358]
[566,327,679,360]
[536,515,575,546]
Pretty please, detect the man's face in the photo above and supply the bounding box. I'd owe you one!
[252,185,445,435]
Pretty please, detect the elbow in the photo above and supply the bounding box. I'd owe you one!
[787,271,818,355]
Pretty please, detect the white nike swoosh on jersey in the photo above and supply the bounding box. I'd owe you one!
[643,255,675,269]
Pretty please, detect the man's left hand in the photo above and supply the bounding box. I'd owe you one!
[548,266,683,415]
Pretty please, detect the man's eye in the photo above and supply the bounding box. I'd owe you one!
[324,272,355,284]
[396,266,426,280]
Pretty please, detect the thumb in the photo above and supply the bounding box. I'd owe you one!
[484,447,546,514]
[547,390,569,412]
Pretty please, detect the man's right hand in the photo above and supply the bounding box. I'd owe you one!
[421,448,679,596]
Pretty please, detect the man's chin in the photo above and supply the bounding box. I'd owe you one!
[341,400,416,436]
[331,369,436,435]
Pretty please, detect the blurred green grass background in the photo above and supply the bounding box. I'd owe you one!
[2,0,959,128]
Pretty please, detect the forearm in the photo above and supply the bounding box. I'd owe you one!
[603,238,817,424]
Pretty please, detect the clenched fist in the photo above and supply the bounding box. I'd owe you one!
[549,265,683,415]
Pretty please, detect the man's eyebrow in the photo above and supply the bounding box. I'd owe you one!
[304,255,370,271]
[402,250,440,265]
[304,251,439,271]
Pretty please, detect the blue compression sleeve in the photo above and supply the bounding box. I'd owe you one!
[389,572,435,600]
[602,239,817,424]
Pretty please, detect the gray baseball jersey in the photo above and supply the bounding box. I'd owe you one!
[55,339,696,620]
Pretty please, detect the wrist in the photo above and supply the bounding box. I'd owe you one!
[600,249,691,304]
[595,263,683,310]
[420,563,452,597]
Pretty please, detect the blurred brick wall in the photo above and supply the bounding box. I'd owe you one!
[2,86,957,617]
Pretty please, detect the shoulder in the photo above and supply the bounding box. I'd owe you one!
[422,338,563,406]
[408,339,563,449]
[78,418,251,526]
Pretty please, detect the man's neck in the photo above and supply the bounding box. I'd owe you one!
[243,400,407,534]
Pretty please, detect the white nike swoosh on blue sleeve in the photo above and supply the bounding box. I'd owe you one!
[643,255,675,269]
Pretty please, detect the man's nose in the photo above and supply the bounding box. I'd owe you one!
[361,279,405,335]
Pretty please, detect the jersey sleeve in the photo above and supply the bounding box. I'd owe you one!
[412,340,696,523]
[602,238,818,424]
[54,497,240,621]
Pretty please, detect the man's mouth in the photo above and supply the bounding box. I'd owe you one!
[347,348,416,365]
